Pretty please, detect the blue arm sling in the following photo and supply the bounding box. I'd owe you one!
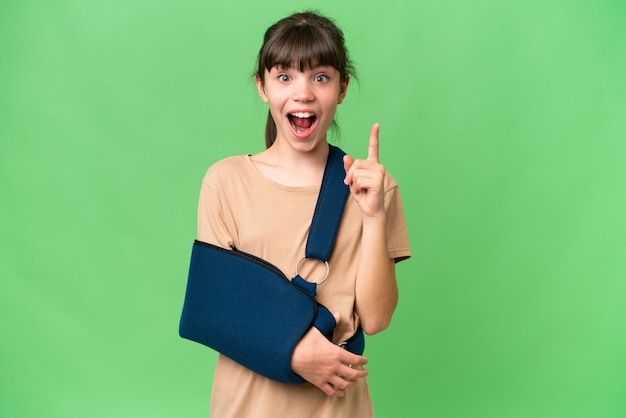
[179,145,364,384]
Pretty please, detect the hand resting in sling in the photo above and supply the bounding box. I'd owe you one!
[290,312,369,397]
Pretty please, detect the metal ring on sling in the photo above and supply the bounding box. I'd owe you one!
[295,257,330,286]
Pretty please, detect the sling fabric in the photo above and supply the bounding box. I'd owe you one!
[181,241,317,383]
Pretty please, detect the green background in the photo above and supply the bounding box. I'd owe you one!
[1,0,625,417]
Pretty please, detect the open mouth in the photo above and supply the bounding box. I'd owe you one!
[288,112,317,135]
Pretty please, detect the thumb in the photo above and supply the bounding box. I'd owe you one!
[333,312,341,326]
[343,154,354,173]
[343,155,354,185]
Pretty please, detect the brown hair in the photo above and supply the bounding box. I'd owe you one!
[256,11,356,148]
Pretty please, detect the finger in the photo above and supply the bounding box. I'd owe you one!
[343,155,354,185]
[338,363,369,381]
[367,123,380,162]
[322,382,345,397]
[340,351,369,368]
[343,154,354,172]
[333,312,341,326]
[329,374,356,391]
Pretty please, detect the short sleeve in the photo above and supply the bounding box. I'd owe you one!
[384,180,411,263]
[197,172,236,249]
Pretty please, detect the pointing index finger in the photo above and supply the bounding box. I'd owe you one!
[367,123,380,162]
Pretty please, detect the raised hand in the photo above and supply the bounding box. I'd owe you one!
[290,313,369,397]
[343,123,386,219]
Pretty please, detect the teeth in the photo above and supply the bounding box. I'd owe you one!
[290,112,314,118]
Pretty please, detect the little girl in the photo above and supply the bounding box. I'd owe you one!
[196,11,411,417]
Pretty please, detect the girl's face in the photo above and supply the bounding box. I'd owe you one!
[256,65,348,153]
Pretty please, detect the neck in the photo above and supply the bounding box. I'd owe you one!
[275,138,328,161]
[251,141,330,187]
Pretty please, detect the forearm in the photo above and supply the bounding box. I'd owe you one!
[354,214,398,335]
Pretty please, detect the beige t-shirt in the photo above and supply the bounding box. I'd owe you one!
[197,154,411,418]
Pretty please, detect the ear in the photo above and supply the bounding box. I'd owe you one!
[255,73,269,103]
[337,75,350,104]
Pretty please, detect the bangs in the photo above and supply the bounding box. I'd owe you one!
[260,24,347,75]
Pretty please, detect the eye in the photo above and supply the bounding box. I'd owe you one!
[278,74,291,83]
[314,74,329,83]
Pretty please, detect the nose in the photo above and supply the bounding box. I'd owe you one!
[292,77,314,102]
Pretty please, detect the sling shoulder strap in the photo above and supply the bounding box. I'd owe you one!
[298,145,364,355]
[305,144,350,261]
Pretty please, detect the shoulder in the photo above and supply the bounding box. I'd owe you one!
[205,154,249,175]
[203,155,250,184]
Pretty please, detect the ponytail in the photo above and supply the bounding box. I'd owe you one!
[264,111,277,148]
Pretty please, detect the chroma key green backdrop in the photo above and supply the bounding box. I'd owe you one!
[1,1,625,417]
